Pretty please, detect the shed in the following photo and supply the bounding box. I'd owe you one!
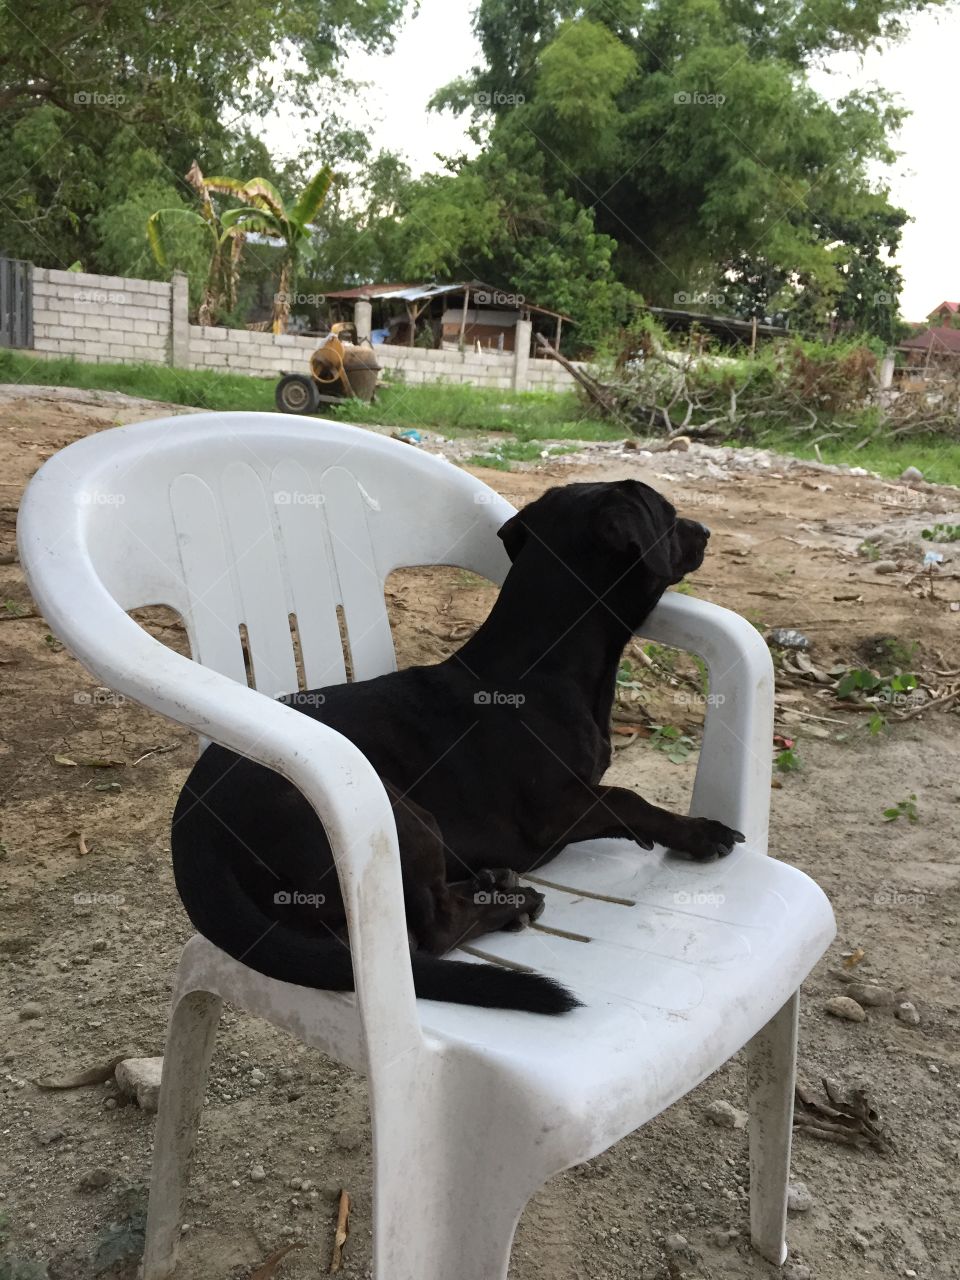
[322,281,572,352]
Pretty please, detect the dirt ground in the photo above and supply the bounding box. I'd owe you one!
[1,389,959,1280]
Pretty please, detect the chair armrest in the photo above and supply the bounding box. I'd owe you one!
[635,593,774,851]
[21,562,423,1069]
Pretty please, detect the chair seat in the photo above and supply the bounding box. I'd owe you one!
[181,837,832,1170]
[416,840,834,1159]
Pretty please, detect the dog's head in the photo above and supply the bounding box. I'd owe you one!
[497,480,709,587]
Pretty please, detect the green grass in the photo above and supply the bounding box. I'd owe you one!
[0,348,276,412]
[754,426,960,488]
[2,349,958,484]
[336,377,619,442]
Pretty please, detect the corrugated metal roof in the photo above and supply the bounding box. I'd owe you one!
[900,326,960,354]
[323,280,573,320]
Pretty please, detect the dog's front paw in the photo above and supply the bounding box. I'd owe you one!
[668,817,745,862]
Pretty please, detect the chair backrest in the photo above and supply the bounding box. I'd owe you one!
[23,412,515,699]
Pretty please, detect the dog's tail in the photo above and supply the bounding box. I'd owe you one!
[172,833,579,1016]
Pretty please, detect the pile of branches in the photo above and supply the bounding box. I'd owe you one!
[538,330,960,443]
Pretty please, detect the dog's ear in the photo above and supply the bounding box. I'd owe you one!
[497,512,528,562]
[595,487,676,578]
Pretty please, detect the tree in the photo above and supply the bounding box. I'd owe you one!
[205,167,335,332]
[430,0,943,340]
[146,162,247,325]
[0,0,402,270]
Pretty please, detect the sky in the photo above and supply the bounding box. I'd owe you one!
[263,0,957,322]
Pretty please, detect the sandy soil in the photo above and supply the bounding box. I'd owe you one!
[1,391,959,1280]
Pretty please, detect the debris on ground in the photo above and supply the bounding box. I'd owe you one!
[794,1078,892,1153]
[767,628,811,650]
[114,1056,164,1112]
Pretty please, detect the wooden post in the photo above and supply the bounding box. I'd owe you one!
[555,315,563,352]
[750,315,758,358]
[458,286,470,351]
[406,301,416,346]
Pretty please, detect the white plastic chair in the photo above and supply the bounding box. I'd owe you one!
[18,412,835,1279]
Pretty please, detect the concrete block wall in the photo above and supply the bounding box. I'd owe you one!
[32,268,171,364]
[186,325,320,378]
[27,266,585,393]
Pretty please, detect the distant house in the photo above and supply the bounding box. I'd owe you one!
[926,300,960,326]
[322,281,571,353]
[897,324,960,389]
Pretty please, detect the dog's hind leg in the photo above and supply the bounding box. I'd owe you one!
[545,783,745,862]
[389,787,545,954]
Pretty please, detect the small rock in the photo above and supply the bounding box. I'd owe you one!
[19,1001,43,1020]
[704,1100,749,1130]
[250,1164,266,1183]
[788,1181,814,1214]
[666,436,691,452]
[782,1263,812,1280]
[277,1067,296,1082]
[336,1127,362,1152]
[249,1069,265,1085]
[115,1057,163,1113]
[825,996,867,1022]
[37,1127,64,1146]
[846,983,896,1008]
[767,628,810,651]
[103,1097,118,1111]
[900,466,923,483]
[874,560,899,574]
[664,1232,688,1254]
[78,1168,111,1192]
[707,1227,739,1247]
[895,1000,921,1026]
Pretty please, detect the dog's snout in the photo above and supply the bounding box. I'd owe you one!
[697,522,710,538]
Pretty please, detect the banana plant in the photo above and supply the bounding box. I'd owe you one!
[204,166,334,333]
[147,161,245,326]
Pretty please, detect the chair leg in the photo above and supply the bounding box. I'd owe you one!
[142,989,223,1280]
[371,1091,542,1280]
[745,989,799,1265]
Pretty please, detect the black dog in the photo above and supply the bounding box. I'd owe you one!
[171,480,743,1014]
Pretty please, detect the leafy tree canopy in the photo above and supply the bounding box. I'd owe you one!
[0,0,403,268]
[429,0,943,341]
